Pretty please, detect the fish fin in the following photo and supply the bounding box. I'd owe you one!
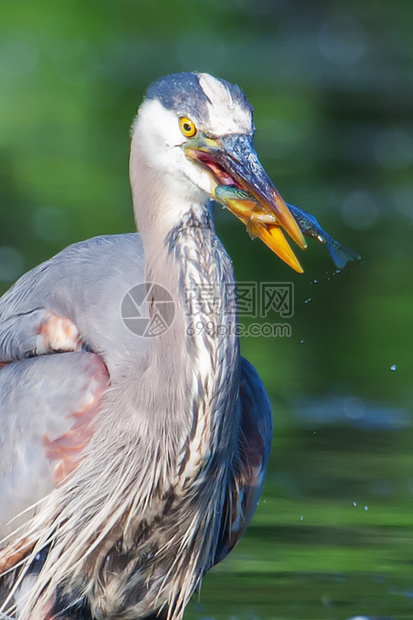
[328,241,361,269]
[246,219,260,239]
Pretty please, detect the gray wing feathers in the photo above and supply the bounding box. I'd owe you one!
[0,234,150,375]
[0,234,150,538]
[0,351,108,539]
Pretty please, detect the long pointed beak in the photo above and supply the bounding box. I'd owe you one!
[185,133,306,272]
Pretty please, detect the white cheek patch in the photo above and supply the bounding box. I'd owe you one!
[132,99,213,195]
[198,73,253,136]
[133,100,184,170]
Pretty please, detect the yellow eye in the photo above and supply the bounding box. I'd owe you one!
[179,117,197,138]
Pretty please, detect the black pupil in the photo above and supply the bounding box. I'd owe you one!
[184,122,191,132]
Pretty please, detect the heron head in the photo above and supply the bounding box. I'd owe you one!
[131,72,306,271]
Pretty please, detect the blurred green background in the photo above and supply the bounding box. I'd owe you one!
[1,0,412,618]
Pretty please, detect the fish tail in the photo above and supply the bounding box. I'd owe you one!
[328,240,361,269]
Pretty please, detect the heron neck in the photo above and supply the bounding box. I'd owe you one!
[131,158,240,482]
[130,147,209,249]
[156,212,240,487]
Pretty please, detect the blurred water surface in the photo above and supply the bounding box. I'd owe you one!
[1,1,412,618]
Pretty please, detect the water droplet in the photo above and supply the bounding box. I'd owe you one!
[390,364,397,371]
[305,298,312,304]
[313,431,317,435]
[364,505,368,511]
[353,501,357,507]
[300,516,304,521]
[300,339,304,344]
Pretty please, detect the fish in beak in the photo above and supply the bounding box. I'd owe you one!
[185,133,306,273]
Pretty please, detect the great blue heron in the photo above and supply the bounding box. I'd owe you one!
[0,72,308,620]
